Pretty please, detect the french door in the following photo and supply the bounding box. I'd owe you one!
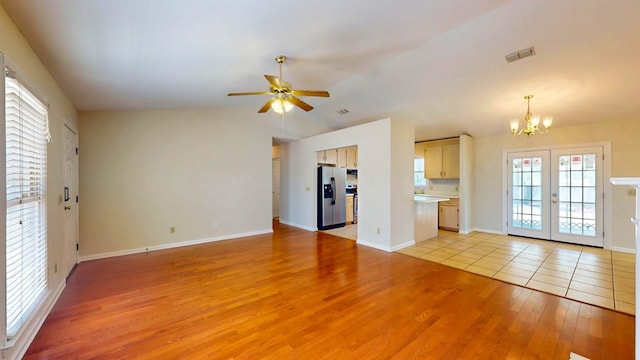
[507,146,604,247]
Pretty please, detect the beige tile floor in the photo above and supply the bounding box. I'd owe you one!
[397,230,635,315]
[320,223,358,240]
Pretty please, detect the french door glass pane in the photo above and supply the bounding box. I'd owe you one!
[557,153,597,236]
[511,156,543,230]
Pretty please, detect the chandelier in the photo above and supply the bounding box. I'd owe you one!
[510,95,552,136]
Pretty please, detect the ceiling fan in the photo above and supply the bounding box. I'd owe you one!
[228,56,330,113]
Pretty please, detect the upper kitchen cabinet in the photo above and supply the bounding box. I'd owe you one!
[423,139,460,179]
[346,146,358,169]
[414,142,426,158]
[318,149,338,165]
[337,147,347,168]
[337,146,358,169]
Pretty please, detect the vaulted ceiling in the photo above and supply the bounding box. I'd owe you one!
[2,0,639,141]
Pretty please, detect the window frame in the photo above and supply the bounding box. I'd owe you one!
[2,54,50,348]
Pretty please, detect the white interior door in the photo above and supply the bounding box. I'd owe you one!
[63,125,79,275]
[507,146,604,247]
[272,158,280,218]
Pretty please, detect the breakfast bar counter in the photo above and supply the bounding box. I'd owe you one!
[414,195,450,242]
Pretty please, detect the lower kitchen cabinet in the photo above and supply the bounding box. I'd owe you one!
[438,198,459,231]
[346,195,354,224]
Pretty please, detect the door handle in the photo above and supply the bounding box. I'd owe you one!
[64,205,71,211]
[330,177,336,205]
[552,200,558,204]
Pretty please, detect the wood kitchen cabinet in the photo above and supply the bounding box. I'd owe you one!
[438,198,459,231]
[336,146,358,169]
[346,194,354,223]
[414,142,426,158]
[424,139,459,179]
[317,149,338,165]
[337,147,348,168]
[319,146,357,168]
[346,146,357,169]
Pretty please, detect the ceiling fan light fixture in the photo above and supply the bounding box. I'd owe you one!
[228,55,329,113]
[271,98,294,114]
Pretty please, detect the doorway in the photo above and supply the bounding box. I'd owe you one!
[63,124,79,275]
[507,146,605,247]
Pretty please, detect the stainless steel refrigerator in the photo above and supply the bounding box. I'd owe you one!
[317,166,346,230]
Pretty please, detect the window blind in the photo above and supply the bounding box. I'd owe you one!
[5,75,48,337]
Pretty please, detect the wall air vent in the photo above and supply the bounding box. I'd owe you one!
[505,47,536,63]
[336,108,350,115]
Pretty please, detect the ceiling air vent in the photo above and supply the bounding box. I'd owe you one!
[336,108,350,115]
[505,47,536,63]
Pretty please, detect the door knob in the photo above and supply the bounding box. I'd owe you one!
[64,205,71,211]
[552,200,558,204]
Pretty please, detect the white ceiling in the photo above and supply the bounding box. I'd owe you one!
[2,0,639,141]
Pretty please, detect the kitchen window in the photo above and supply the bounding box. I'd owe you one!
[414,158,427,187]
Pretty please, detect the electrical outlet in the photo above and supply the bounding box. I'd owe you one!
[54,263,57,273]
[306,186,311,192]
[627,188,637,196]
[214,221,219,228]
[170,226,175,234]
[376,227,380,235]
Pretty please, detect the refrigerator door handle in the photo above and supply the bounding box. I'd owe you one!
[330,177,336,205]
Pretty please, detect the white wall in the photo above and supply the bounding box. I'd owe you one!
[78,109,274,258]
[0,5,79,359]
[473,118,640,251]
[280,118,415,251]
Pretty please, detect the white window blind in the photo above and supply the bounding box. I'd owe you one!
[5,74,49,337]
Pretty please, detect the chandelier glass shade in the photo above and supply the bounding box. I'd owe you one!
[510,95,552,136]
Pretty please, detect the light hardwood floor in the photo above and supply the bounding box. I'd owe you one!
[25,221,633,359]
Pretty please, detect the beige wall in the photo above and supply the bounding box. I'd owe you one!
[473,118,640,251]
[78,109,273,258]
[0,4,78,357]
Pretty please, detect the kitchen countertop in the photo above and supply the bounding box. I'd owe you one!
[419,193,459,199]
[413,195,451,203]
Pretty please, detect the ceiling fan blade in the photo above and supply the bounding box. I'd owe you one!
[228,91,271,96]
[264,75,282,89]
[288,96,314,112]
[291,90,330,98]
[258,98,277,113]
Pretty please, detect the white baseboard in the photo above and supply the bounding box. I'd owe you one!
[277,220,316,232]
[357,239,393,252]
[470,228,506,235]
[7,281,66,360]
[392,240,416,252]
[357,239,415,252]
[611,246,635,254]
[79,229,273,262]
